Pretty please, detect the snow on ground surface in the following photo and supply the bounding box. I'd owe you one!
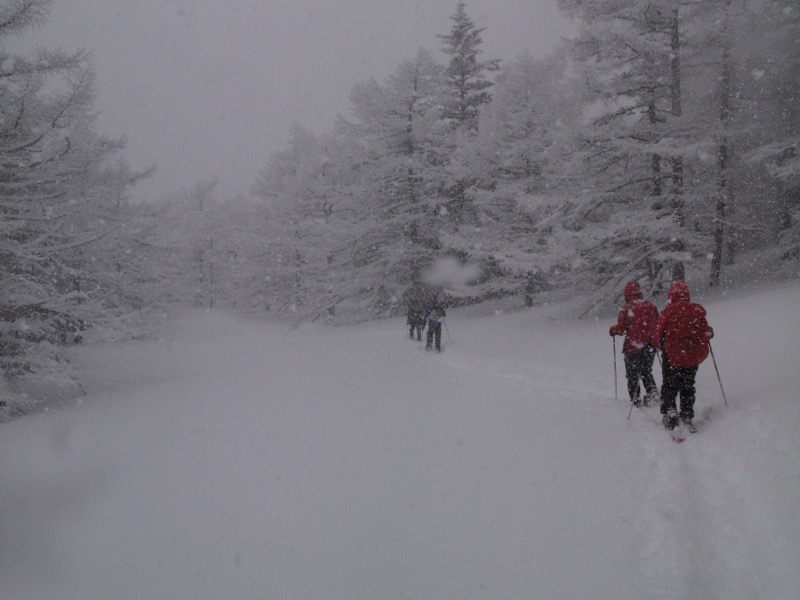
[1,283,798,599]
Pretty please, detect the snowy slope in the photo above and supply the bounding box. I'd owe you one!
[0,284,798,599]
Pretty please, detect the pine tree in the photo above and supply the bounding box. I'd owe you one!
[555,0,695,298]
[463,49,581,300]
[735,0,800,266]
[252,125,355,321]
[437,1,500,132]
[435,2,500,226]
[0,1,141,400]
[326,49,447,318]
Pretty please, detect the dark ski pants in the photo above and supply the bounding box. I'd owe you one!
[624,348,658,400]
[406,313,425,341]
[426,322,442,351]
[659,353,699,421]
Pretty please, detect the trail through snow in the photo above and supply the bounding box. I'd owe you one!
[0,284,798,599]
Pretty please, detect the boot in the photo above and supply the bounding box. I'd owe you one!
[662,409,679,430]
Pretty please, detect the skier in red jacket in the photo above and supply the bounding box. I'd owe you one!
[652,281,714,430]
[609,280,660,406]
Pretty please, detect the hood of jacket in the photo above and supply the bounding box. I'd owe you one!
[668,280,691,304]
[623,280,644,303]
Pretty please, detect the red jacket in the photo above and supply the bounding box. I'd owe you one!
[609,281,659,353]
[652,281,713,367]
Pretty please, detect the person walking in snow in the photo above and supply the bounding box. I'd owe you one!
[408,306,426,341]
[652,280,714,430]
[424,296,447,352]
[405,286,427,341]
[609,280,660,406]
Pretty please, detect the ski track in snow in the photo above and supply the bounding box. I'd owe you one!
[625,398,799,600]
[621,392,796,597]
[396,292,800,599]
[434,360,774,599]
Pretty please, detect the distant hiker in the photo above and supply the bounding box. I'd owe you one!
[652,281,714,430]
[407,306,426,341]
[405,284,427,341]
[424,296,447,352]
[609,280,659,406]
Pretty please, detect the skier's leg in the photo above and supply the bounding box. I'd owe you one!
[660,354,679,415]
[677,366,698,422]
[641,347,658,398]
[623,353,640,401]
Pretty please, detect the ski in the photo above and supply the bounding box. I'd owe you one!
[631,403,697,442]
[670,427,686,443]
[668,420,698,441]
[661,412,686,442]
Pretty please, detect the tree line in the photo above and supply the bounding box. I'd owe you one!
[242,0,798,320]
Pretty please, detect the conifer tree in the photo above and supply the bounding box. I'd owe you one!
[324,50,447,318]
[556,0,693,296]
[0,0,141,399]
[436,1,500,232]
[437,1,500,132]
[251,125,352,321]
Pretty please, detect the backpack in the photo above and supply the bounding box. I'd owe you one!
[624,300,658,352]
[664,303,711,366]
[428,306,445,323]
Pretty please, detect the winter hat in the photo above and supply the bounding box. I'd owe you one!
[668,280,691,303]
[623,280,644,303]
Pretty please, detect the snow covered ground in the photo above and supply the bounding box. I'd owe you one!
[1,283,798,599]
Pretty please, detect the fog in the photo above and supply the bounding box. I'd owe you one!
[9,0,573,201]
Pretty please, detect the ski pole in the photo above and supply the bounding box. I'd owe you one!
[709,343,728,406]
[443,319,452,342]
[612,337,618,401]
[627,383,644,420]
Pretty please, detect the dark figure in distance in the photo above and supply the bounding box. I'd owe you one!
[405,284,427,341]
[424,296,447,352]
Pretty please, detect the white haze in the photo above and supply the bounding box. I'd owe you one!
[8,0,574,201]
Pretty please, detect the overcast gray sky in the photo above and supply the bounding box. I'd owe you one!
[12,0,573,201]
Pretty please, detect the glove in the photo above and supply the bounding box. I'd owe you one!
[609,327,617,336]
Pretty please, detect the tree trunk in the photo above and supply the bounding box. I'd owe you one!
[649,90,663,197]
[648,87,664,289]
[652,153,662,196]
[669,7,685,282]
[208,236,215,309]
[711,0,733,286]
[671,155,685,281]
